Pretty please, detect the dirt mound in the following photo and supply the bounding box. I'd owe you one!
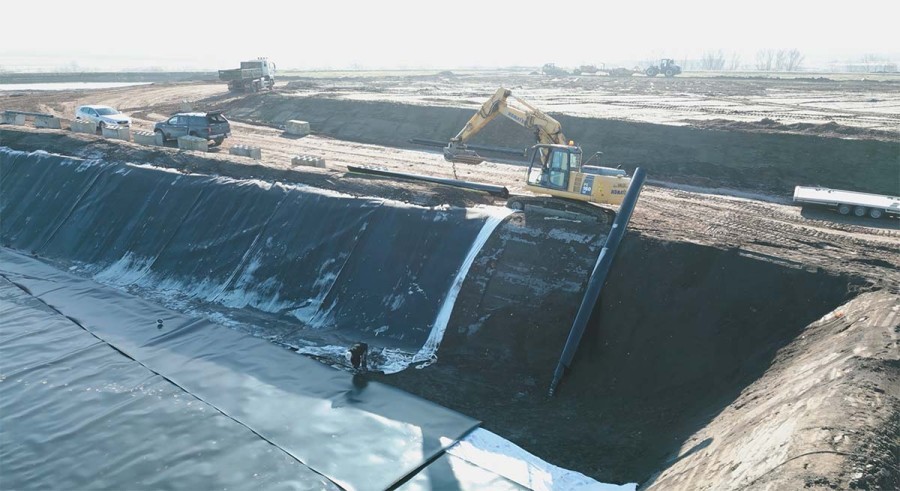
[688,117,899,140]
[213,93,900,197]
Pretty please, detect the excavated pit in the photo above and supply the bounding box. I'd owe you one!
[3,134,884,483]
[379,233,868,485]
[1,117,893,488]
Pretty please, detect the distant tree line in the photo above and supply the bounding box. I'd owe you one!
[755,49,804,71]
[684,49,805,72]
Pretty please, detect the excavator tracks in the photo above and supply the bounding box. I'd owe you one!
[506,195,617,224]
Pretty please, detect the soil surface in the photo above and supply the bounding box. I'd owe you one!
[3,77,897,197]
[1,76,897,489]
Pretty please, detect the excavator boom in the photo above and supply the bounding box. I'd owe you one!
[444,87,567,162]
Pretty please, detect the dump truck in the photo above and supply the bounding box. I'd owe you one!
[218,58,276,92]
[793,186,899,219]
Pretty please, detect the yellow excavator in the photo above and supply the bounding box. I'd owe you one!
[444,88,631,214]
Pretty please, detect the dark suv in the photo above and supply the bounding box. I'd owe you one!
[154,111,231,146]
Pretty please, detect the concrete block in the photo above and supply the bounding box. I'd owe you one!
[291,154,326,169]
[101,125,131,141]
[229,144,262,160]
[33,115,62,129]
[70,119,97,134]
[178,135,208,152]
[1,112,25,125]
[285,120,310,136]
[133,131,162,146]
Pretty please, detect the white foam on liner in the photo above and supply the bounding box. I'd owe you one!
[298,205,512,374]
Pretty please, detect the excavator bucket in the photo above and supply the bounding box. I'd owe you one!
[443,145,484,165]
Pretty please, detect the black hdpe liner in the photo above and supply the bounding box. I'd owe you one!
[0,148,489,352]
[0,249,478,490]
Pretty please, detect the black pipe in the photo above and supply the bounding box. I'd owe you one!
[548,167,646,396]
[346,165,510,198]
[408,138,524,157]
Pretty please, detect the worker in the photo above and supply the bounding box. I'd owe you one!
[348,342,368,373]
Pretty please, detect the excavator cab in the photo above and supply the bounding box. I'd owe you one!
[520,143,630,211]
[526,144,582,191]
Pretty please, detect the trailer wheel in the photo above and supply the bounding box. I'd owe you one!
[837,204,851,215]
[853,206,867,217]
[868,208,883,219]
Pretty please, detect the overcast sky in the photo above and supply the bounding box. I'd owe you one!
[2,0,898,71]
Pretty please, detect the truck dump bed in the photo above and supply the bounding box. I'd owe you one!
[218,68,263,81]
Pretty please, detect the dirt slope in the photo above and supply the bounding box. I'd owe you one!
[646,290,899,490]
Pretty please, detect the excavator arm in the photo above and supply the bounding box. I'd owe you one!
[445,87,568,162]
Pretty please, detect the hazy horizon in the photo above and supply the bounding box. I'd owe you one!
[3,0,899,72]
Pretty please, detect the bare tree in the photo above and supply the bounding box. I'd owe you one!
[861,54,875,72]
[774,50,788,71]
[784,49,804,71]
[59,61,81,73]
[756,49,775,71]
[728,52,742,71]
[700,50,726,70]
[756,48,803,71]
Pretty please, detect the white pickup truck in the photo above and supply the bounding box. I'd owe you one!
[793,186,899,219]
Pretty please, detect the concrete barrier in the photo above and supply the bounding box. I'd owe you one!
[1,112,26,125]
[34,115,62,129]
[134,131,162,146]
[178,135,208,152]
[285,120,310,136]
[229,144,262,160]
[291,154,326,169]
[101,125,131,141]
[70,119,97,134]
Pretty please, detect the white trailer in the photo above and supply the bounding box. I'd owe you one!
[793,186,899,219]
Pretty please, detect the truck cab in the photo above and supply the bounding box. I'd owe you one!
[240,58,276,80]
[219,57,277,92]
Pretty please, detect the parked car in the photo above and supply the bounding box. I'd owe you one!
[74,105,131,129]
[153,111,231,146]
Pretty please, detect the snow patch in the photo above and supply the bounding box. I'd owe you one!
[448,428,636,491]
